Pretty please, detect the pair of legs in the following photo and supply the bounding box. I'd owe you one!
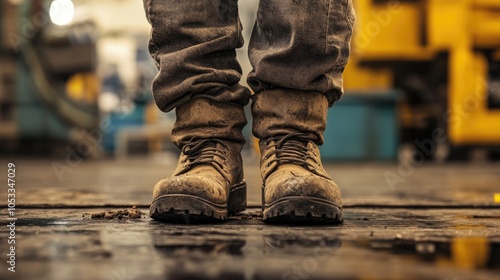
[143,0,355,223]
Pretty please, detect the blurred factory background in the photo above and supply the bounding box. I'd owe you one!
[1,0,500,162]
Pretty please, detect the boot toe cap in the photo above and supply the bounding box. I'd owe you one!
[265,175,342,206]
[152,176,227,205]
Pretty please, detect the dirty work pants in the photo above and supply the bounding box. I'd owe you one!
[143,0,355,145]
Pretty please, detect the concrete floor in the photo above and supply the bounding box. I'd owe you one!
[1,154,499,280]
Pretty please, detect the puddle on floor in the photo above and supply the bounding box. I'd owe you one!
[150,231,500,271]
[0,218,81,227]
[1,210,499,279]
[148,234,500,280]
[347,237,499,270]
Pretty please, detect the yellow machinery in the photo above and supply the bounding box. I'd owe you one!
[344,0,500,156]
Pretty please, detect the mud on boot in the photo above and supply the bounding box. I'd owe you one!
[259,133,342,224]
[150,138,246,223]
[150,98,247,223]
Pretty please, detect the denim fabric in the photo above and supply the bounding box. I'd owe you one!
[143,0,355,111]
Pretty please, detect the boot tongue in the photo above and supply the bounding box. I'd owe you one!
[261,133,331,181]
[184,139,218,158]
[276,139,310,167]
[260,134,310,180]
[183,139,230,183]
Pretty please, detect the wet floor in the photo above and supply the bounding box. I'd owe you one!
[0,157,499,279]
[1,208,499,280]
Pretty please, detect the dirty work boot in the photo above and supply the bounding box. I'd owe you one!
[252,90,342,224]
[150,98,247,223]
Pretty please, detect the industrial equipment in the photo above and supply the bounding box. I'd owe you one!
[0,0,99,155]
[343,0,500,160]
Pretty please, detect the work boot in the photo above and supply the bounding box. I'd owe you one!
[150,98,247,223]
[252,90,342,224]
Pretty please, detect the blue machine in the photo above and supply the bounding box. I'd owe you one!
[321,91,400,161]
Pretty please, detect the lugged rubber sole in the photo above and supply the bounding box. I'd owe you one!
[150,181,246,224]
[263,196,343,224]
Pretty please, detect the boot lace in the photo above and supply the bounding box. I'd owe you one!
[181,139,230,182]
[265,132,319,171]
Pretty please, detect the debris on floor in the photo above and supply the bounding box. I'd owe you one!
[89,206,144,220]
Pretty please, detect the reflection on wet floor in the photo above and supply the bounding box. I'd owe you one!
[451,238,499,269]
[151,232,500,270]
[154,239,246,256]
[145,213,500,279]
[352,238,500,270]
[263,235,342,254]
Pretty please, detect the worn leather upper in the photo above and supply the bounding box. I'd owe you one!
[152,139,244,205]
[260,136,342,207]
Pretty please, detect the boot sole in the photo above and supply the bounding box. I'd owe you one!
[263,196,343,224]
[150,181,246,224]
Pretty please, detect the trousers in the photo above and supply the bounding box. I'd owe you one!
[143,0,355,112]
